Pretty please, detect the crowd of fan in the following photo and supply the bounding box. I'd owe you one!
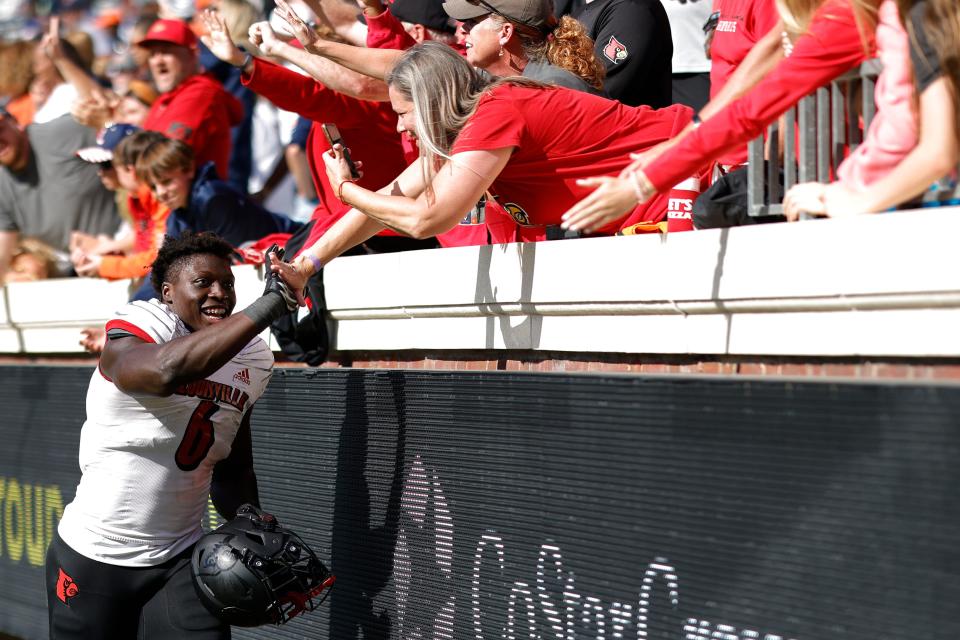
[0,0,957,339]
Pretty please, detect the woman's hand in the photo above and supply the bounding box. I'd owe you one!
[821,182,871,217]
[268,251,310,305]
[322,144,364,194]
[39,16,65,61]
[561,173,649,233]
[70,90,116,129]
[74,253,102,277]
[273,0,321,49]
[200,9,247,66]
[248,21,288,57]
[782,181,827,221]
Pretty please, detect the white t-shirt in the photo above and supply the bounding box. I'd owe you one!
[32,82,78,124]
[659,0,713,74]
[58,299,274,567]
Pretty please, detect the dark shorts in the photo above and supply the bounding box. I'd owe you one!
[671,72,711,113]
[46,530,229,640]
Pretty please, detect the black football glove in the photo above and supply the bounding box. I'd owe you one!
[262,244,299,312]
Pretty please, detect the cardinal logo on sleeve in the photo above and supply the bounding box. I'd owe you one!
[603,36,629,64]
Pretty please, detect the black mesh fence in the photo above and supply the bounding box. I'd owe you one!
[1,366,958,640]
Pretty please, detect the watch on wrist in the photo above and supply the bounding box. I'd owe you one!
[236,52,252,71]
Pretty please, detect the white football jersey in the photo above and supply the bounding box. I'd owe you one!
[58,299,274,567]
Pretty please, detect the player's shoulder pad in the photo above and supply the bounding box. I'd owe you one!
[104,299,180,345]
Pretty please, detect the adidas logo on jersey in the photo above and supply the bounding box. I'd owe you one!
[233,368,251,386]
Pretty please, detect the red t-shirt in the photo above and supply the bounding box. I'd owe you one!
[365,8,467,56]
[451,83,692,241]
[242,59,409,246]
[143,73,243,180]
[366,8,417,50]
[645,0,873,192]
[709,0,780,166]
[364,9,484,247]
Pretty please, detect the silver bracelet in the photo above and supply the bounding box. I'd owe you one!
[630,171,647,203]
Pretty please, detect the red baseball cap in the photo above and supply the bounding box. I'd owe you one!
[136,18,198,49]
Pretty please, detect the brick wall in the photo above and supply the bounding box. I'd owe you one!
[300,352,960,381]
[7,353,960,381]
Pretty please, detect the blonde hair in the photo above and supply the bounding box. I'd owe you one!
[12,237,58,280]
[0,41,36,98]
[489,14,605,90]
[386,42,547,189]
[776,0,878,49]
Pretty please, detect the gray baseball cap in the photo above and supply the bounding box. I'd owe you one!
[442,0,554,32]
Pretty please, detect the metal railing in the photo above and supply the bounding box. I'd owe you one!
[747,59,883,216]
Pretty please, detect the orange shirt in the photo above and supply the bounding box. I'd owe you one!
[98,185,169,280]
[6,94,35,126]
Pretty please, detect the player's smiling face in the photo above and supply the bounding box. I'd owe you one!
[162,254,236,331]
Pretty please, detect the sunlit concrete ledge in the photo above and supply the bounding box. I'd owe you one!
[323,207,960,357]
[1,207,959,358]
[0,265,270,354]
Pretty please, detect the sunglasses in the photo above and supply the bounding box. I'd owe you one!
[464,0,545,34]
[97,160,114,170]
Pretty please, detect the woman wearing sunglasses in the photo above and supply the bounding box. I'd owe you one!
[442,0,605,95]
[269,0,605,96]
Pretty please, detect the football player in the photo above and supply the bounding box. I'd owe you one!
[45,232,297,639]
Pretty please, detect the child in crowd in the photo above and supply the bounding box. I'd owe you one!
[4,238,58,284]
[135,137,302,250]
[73,125,169,282]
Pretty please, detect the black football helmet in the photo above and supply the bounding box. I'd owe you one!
[191,504,335,627]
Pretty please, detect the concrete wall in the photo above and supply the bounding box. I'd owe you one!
[2,207,959,359]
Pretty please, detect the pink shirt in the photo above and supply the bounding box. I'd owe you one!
[646,0,872,192]
[835,0,917,191]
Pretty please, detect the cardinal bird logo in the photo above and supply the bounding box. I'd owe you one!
[56,568,79,604]
[504,203,531,226]
[603,35,628,64]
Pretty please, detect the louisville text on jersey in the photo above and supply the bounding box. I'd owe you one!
[174,379,249,411]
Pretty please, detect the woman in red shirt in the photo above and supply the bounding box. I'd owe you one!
[268,42,695,287]
[560,0,882,233]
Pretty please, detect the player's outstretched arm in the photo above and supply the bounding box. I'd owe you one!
[211,409,260,519]
[100,253,297,396]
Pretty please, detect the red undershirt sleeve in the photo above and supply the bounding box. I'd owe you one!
[645,0,871,191]
[242,58,369,128]
[366,9,417,50]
